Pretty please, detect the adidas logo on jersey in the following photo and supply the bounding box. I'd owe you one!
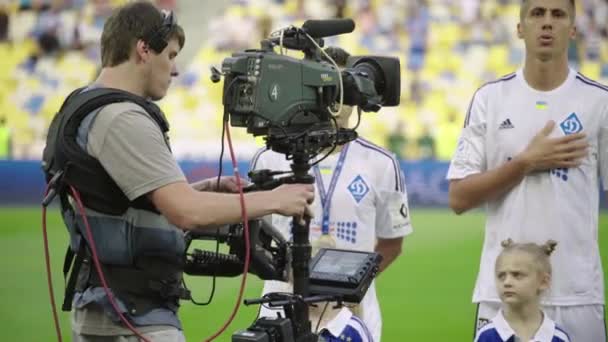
[499,118,514,129]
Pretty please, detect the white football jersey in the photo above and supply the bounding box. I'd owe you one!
[447,69,608,306]
[250,138,413,341]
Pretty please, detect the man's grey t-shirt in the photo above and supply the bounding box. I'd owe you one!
[71,101,186,335]
[83,101,185,200]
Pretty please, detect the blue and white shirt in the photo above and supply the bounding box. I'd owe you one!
[475,310,570,342]
[319,308,374,342]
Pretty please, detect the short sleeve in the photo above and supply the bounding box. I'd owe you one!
[87,102,185,200]
[375,155,412,239]
[446,88,488,180]
[599,105,608,190]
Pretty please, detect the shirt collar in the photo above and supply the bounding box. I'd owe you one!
[492,310,516,341]
[323,307,353,337]
[492,310,557,342]
[533,312,557,342]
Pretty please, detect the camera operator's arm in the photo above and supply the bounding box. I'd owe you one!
[87,105,313,230]
[191,176,244,193]
[149,181,314,230]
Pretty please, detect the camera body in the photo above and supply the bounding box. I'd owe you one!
[221,51,400,138]
[215,19,400,158]
[232,317,295,342]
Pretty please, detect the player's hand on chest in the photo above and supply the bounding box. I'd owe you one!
[488,101,595,165]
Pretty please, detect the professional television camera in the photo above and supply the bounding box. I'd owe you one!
[187,18,401,342]
[210,18,400,159]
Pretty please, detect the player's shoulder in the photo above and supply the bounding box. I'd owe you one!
[473,322,502,342]
[475,72,518,97]
[573,72,608,98]
[553,325,571,342]
[351,137,399,164]
[320,310,373,342]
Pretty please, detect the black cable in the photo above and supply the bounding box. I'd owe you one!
[314,302,330,333]
[216,111,227,191]
[184,230,222,306]
[250,300,264,327]
[310,115,339,167]
[352,106,362,130]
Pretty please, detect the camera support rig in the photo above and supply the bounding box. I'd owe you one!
[206,17,398,341]
[247,144,325,342]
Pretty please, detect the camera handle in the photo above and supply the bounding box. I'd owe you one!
[284,153,316,342]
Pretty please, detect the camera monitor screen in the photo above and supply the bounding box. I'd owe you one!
[312,249,369,276]
[309,248,382,303]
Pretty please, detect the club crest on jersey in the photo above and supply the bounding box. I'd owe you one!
[560,113,583,135]
[347,175,369,203]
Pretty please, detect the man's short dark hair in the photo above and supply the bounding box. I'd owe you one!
[322,46,350,68]
[520,0,576,22]
[100,1,185,67]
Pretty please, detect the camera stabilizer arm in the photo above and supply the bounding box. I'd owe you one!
[183,212,291,281]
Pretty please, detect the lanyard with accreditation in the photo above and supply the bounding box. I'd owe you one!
[312,143,350,235]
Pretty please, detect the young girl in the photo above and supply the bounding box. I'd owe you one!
[474,239,571,342]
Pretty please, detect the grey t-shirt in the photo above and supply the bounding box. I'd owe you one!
[84,101,185,199]
[71,101,186,335]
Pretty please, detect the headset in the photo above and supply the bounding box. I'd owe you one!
[144,9,177,53]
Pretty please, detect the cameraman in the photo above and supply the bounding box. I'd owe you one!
[249,46,412,342]
[45,2,314,341]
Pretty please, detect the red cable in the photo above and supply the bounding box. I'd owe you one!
[42,185,64,342]
[69,186,152,342]
[203,122,252,342]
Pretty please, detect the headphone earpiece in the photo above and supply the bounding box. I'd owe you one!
[143,10,176,53]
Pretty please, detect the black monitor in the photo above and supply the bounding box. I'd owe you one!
[309,248,382,303]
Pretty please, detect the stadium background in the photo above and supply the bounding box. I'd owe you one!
[0,0,606,340]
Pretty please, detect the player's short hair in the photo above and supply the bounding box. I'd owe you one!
[520,0,576,22]
[496,238,558,275]
[101,0,185,67]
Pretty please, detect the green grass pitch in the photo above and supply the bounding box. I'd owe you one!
[0,208,605,341]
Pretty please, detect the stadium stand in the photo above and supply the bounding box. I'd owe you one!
[0,0,606,160]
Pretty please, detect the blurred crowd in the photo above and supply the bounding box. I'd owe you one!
[0,0,606,160]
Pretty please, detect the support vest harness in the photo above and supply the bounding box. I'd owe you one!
[42,87,189,315]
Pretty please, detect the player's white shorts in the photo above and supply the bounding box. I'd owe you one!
[474,301,607,342]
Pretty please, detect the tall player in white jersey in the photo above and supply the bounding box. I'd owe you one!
[250,47,413,342]
[447,0,608,341]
